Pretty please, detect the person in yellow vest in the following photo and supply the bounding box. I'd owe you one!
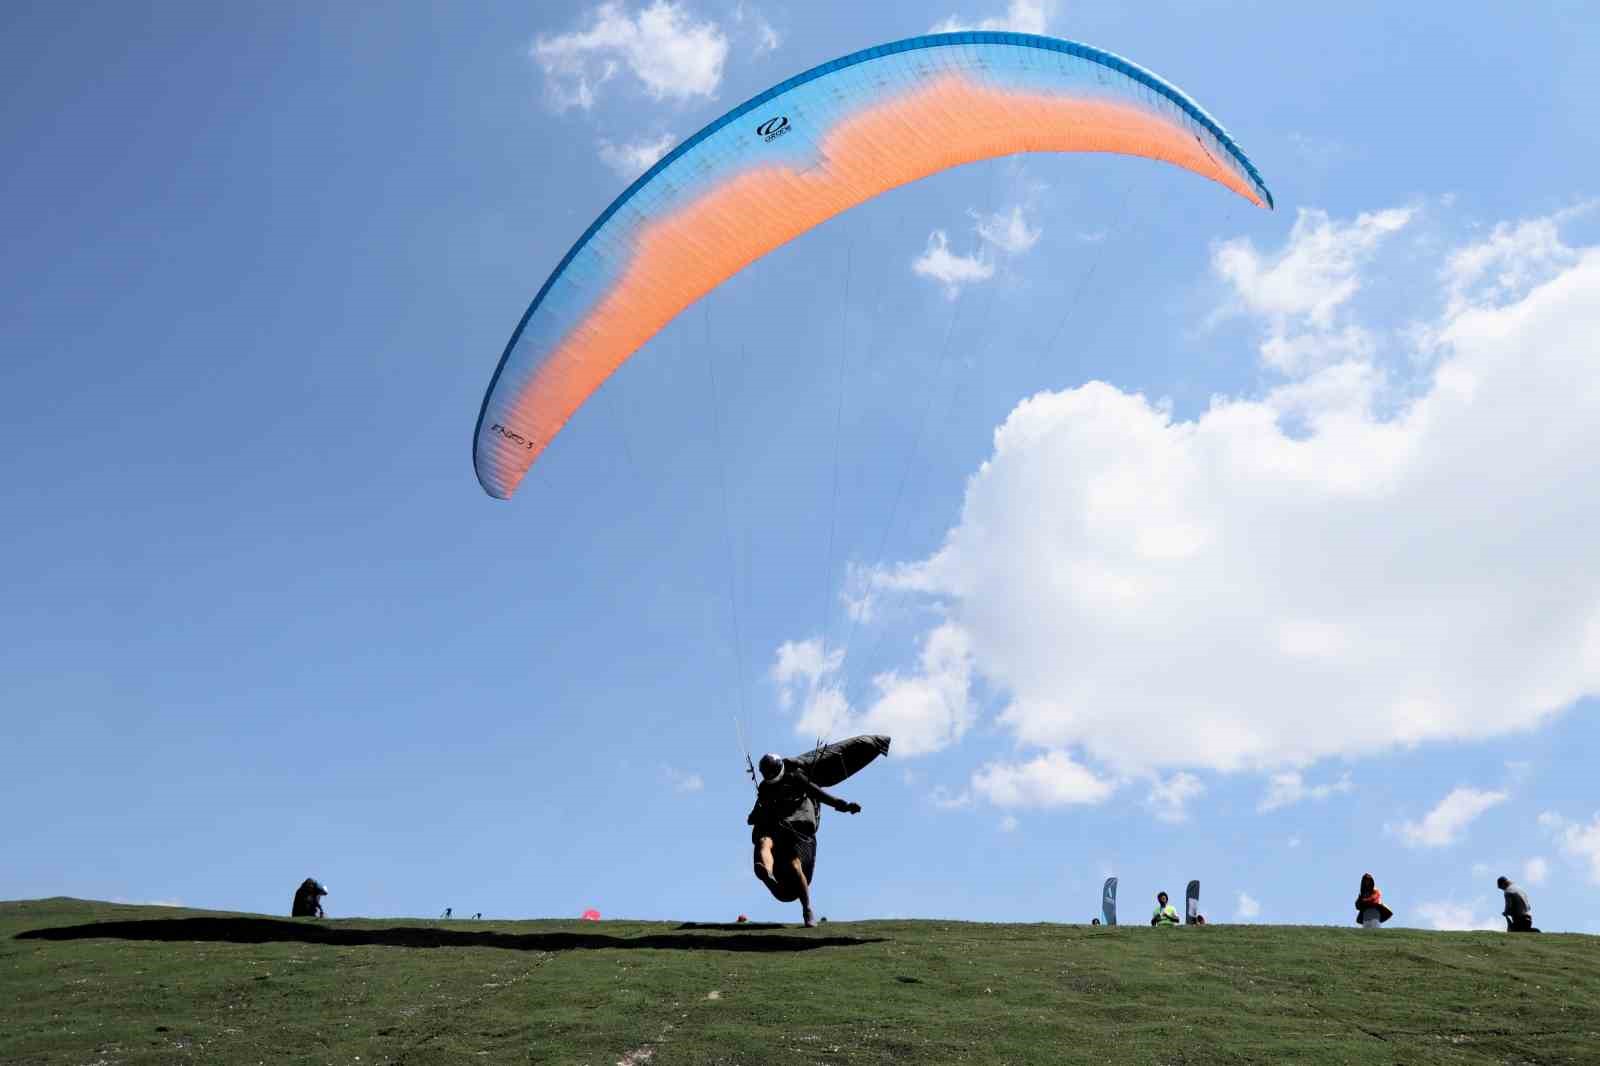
[1151,890,1181,926]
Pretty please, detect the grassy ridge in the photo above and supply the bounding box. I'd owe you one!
[3,898,1597,1065]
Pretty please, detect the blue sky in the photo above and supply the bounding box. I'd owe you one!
[5,0,1600,933]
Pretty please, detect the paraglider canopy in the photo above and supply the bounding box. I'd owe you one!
[473,31,1273,500]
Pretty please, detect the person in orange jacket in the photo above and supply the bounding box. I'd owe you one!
[1355,872,1392,928]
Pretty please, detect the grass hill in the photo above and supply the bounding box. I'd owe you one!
[4,897,1597,1064]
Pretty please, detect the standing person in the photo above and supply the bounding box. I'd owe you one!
[1355,873,1392,928]
[1498,876,1538,932]
[747,753,862,928]
[1151,891,1181,926]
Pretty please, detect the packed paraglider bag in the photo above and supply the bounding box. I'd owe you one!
[291,878,327,918]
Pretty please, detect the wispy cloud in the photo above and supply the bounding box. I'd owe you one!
[973,205,1041,254]
[913,231,994,299]
[661,765,705,792]
[1539,810,1600,884]
[1213,206,1412,374]
[1415,899,1503,931]
[1441,201,1594,316]
[732,1,780,54]
[597,133,675,178]
[914,203,1042,298]
[1258,770,1352,812]
[533,1,729,111]
[770,626,975,757]
[1146,772,1205,824]
[1390,787,1508,848]
[931,0,1054,33]
[1235,892,1261,919]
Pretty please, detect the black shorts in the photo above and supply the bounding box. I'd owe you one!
[753,824,817,884]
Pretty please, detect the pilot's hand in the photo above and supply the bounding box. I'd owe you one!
[844,802,862,814]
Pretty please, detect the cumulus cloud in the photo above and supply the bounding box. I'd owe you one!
[1213,206,1411,373]
[533,1,729,111]
[913,231,995,299]
[1415,900,1504,932]
[1391,787,1508,849]
[1146,772,1205,824]
[770,626,976,757]
[597,133,675,178]
[869,205,1600,774]
[932,0,1055,33]
[971,750,1115,808]
[1258,770,1353,812]
[1540,810,1600,884]
[1523,856,1549,886]
[1235,892,1261,919]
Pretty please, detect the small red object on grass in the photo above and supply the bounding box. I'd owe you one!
[581,908,601,921]
[736,914,748,923]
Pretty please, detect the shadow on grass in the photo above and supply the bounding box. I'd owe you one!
[15,917,883,954]
[674,922,787,931]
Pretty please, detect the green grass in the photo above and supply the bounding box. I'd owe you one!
[3,898,1597,1065]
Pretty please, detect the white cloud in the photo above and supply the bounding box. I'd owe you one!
[1258,770,1353,812]
[1146,772,1205,824]
[930,785,973,809]
[1213,207,1412,373]
[868,206,1600,774]
[1235,892,1261,919]
[971,750,1115,808]
[1287,132,1347,170]
[533,1,729,111]
[597,133,675,178]
[999,814,1020,833]
[913,230,994,299]
[1391,787,1508,849]
[932,0,1055,33]
[1523,856,1549,886]
[974,205,1042,255]
[1540,810,1600,884]
[1443,202,1593,316]
[1216,207,1412,328]
[732,1,779,53]
[770,626,975,757]
[661,765,705,792]
[1287,835,1301,849]
[1416,900,1504,932]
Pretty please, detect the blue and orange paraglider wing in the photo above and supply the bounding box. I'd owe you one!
[474,32,1273,500]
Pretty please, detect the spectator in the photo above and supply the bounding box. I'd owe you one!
[1498,876,1538,933]
[1151,891,1180,926]
[1355,873,1392,928]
